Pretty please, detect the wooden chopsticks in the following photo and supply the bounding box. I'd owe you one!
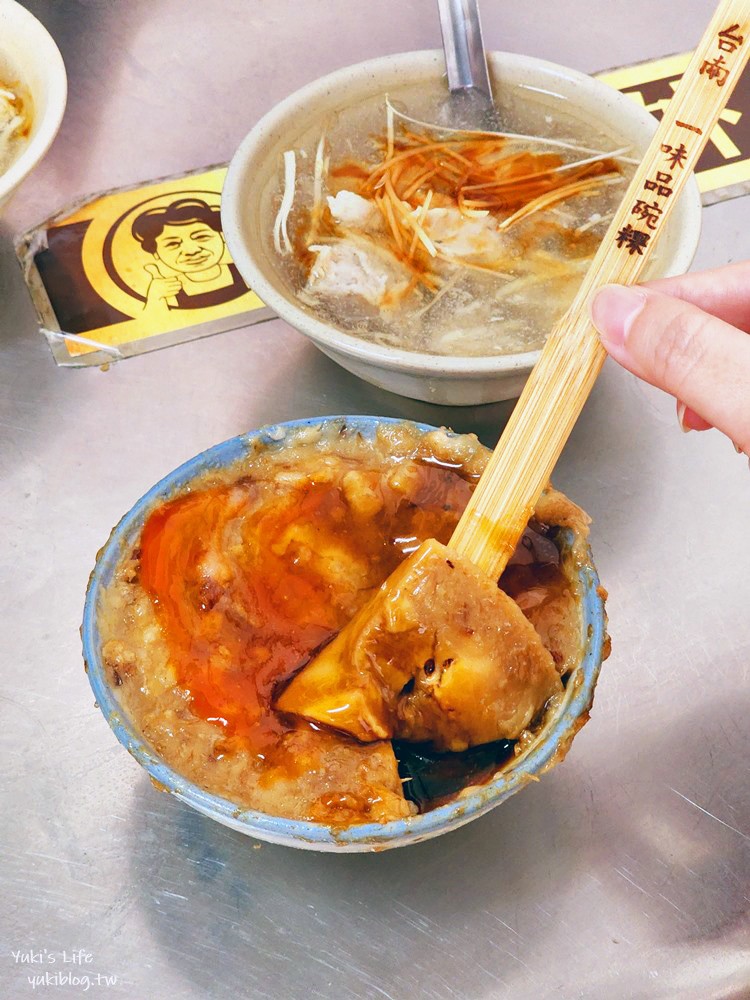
[449,0,750,580]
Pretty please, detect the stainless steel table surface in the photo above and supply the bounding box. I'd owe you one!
[2,2,748,998]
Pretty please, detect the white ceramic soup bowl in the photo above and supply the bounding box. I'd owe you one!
[222,50,702,406]
[0,0,67,214]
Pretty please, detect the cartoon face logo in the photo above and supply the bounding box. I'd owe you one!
[129,197,247,313]
[98,191,249,315]
[150,222,226,273]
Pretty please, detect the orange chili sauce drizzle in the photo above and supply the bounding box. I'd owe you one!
[138,460,474,758]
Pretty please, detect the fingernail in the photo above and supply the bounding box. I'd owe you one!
[589,285,648,354]
[676,401,692,434]
[677,404,714,433]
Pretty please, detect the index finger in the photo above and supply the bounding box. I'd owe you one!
[645,261,750,333]
[591,284,750,452]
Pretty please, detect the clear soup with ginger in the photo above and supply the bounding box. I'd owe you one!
[269,79,638,357]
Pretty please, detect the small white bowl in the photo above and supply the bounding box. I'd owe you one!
[223,51,702,406]
[0,0,67,214]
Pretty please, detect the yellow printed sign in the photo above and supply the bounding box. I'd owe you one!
[20,54,750,368]
[597,52,750,199]
[18,165,271,365]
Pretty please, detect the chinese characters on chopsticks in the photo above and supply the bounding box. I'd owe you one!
[615,20,747,256]
[615,148,682,255]
[700,24,744,85]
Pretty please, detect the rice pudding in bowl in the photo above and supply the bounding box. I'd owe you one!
[222,51,701,405]
[83,417,609,851]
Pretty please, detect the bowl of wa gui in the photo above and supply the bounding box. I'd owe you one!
[82,416,609,852]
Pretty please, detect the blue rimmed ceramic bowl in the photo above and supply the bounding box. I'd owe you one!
[82,416,608,852]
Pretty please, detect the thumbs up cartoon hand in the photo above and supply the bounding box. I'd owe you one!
[143,263,182,312]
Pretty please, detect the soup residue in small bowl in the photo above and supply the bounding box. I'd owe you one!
[0,80,32,176]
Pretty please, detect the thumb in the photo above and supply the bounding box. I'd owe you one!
[590,284,750,453]
[144,263,162,278]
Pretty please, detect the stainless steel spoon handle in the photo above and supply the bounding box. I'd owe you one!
[437,0,493,101]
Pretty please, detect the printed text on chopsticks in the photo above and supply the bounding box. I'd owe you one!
[615,20,747,255]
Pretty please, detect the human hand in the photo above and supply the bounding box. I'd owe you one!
[143,263,182,310]
[590,263,750,455]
